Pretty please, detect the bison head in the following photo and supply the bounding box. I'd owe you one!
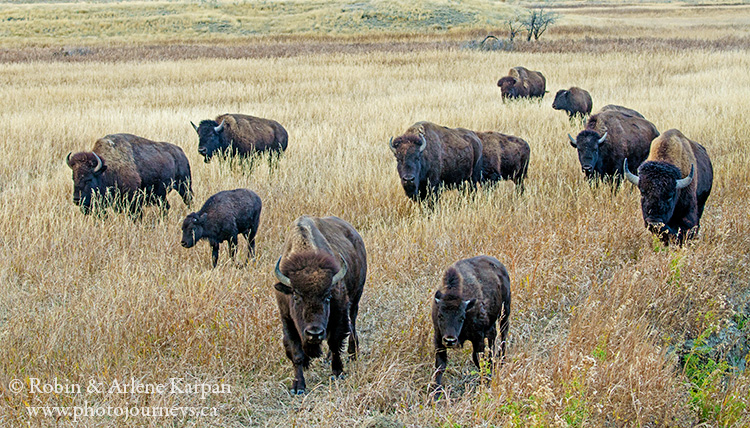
[552,90,570,111]
[66,151,107,214]
[569,130,607,178]
[389,134,427,199]
[181,212,207,248]
[497,76,522,99]
[432,269,476,349]
[274,252,348,348]
[191,119,227,163]
[624,159,693,232]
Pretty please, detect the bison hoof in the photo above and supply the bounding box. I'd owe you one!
[330,373,346,381]
[290,388,305,395]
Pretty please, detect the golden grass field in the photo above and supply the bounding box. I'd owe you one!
[1,1,750,427]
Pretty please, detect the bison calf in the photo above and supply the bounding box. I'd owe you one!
[432,256,511,393]
[552,87,592,118]
[624,129,713,245]
[475,131,530,193]
[181,189,262,268]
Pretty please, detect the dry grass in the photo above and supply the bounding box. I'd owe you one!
[1,2,750,428]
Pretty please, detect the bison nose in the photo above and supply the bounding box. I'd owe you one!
[198,147,207,155]
[401,175,415,184]
[180,240,189,248]
[304,327,325,342]
[72,197,81,204]
[582,165,593,173]
[442,336,458,347]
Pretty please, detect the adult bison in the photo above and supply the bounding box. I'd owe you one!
[552,87,592,118]
[497,66,546,100]
[273,216,367,395]
[432,256,511,393]
[66,134,192,217]
[389,121,483,201]
[624,129,713,245]
[568,109,659,182]
[190,113,288,163]
[475,131,530,192]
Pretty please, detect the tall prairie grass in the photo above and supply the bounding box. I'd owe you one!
[0,3,749,428]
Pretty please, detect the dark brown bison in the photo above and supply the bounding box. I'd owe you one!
[497,66,546,100]
[190,113,288,163]
[66,134,192,217]
[624,129,713,245]
[432,256,511,392]
[552,87,592,118]
[181,189,262,268]
[389,121,483,201]
[273,216,367,395]
[475,131,530,192]
[568,109,659,182]
[600,104,645,119]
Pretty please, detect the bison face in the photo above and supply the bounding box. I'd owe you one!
[389,134,427,199]
[193,119,227,163]
[181,212,207,248]
[570,130,607,177]
[274,255,347,347]
[631,162,693,231]
[497,76,520,99]
[66,152,107,214]
[552,90,569,110]
[433,290,475,349]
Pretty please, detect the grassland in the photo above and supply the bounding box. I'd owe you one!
[1,1,749,427]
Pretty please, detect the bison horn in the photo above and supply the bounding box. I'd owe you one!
[331,254,348,284]
[623,159,639,186]
[92,152,103,173]
[597,132,608,145]
[214,119,225,134]
[568,134,577,147]
[65,152,73,168]
[675,165,694,190]
[389,137,397,154]
[274,257,292,287]
[190,121,199,134]
[418,134,427,153]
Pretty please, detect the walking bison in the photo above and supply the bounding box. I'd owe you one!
[273,216,367,395]
[552,87,592,118]
[475,131,530,192]
[389,121,483,201]
[181,189,262,268]
[191,113,288,163]
[66,133,192,217]
[624,129,713,245]
[497,66,546,100]
[568,109,659,182]
[432,256,511,393]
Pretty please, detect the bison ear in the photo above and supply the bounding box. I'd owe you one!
[274,282,293,295]
[434,290,443,303]
[464,299,476,311]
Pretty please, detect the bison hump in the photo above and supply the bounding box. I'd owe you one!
[93,135,141,189]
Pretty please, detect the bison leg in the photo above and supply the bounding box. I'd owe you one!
[228,235,238,261]
[433,332,448,389]
[178,181,193,208]
[210,242,220,268]
[243,228,257,262]
[347,305,359,358]
[471,335,486,370]
[281,320,308,395]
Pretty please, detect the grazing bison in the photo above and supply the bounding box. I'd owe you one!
[190,113,288,163]
[432,256,511,392]
[552,87,593,118]
[66,134,192,217]
[475,131,530,192]
[600,104,645,119]
[568,109,659,182]
[181,189,262,268]
[389,121,483,201]
[624,129,713,245]
[497,66,546,100]
[273,216,367,394]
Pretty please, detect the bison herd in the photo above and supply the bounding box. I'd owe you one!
[64,65,714,396]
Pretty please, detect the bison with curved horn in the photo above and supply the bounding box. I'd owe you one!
[497,66,546,100]
[66,134,192,218]
[190,113,288,164]
[624,129,713,245]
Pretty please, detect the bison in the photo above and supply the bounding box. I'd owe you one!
[497,66,546,100]
[432,256,511,393]
[389,121,483,201]
[568,109,659,182]
[475,131,530,193]
[600,104,645,119]
[273,216,367,395]
[624,129,713,245]
[181,189,262,268]
[66,133,192,217]
[552,87,593,118]
[190,113,288,164]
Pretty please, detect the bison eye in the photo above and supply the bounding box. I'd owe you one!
[293,293,301,302]
[324,295,331,303]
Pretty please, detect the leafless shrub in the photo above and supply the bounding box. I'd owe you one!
[522,7,559,41]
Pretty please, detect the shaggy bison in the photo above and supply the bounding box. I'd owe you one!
[66,134,192,217]
[497,66,546,100]
[475,131,530,192]
[389,121,483,201]
[552,87,593,118]
[273,216,367,395]
[432,256,511,392]
[569,109,659,182]
[624,129,713,245]
[191,113,288,163]
[181,189,262,268]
